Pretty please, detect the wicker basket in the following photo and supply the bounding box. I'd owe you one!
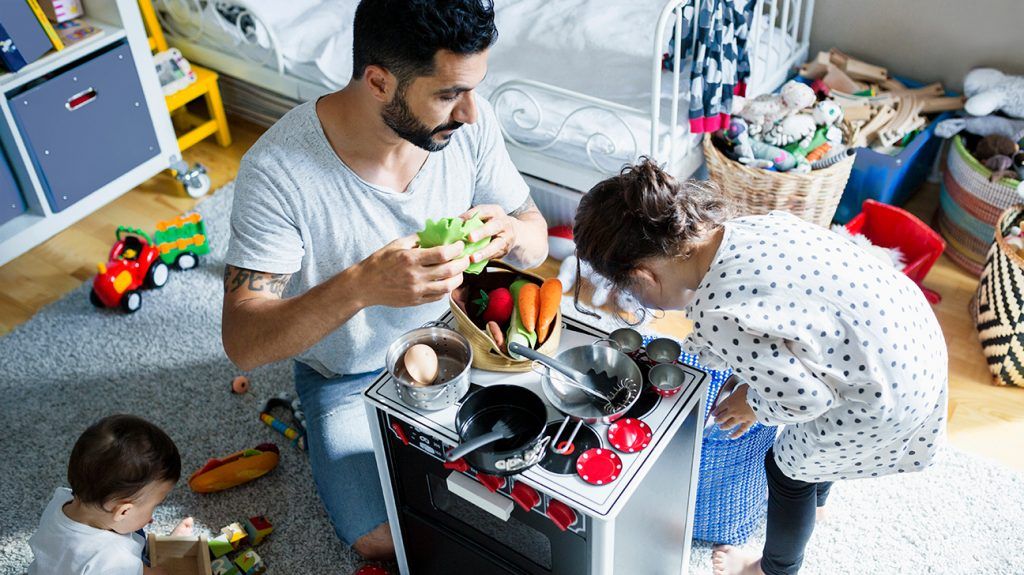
[938,135,1023,276]
[702,135,856,227]
[449,260,562,372]
[972,205,1024,387]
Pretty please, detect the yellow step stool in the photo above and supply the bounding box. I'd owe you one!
[138,0,231,153]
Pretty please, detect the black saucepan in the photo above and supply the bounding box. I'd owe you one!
[445,384,549,476]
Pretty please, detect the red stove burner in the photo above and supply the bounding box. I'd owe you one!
[576,448,622,485]
[539,421,600,475]
[607,418,652,453]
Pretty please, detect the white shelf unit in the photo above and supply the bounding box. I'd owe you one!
[0,0,179,267]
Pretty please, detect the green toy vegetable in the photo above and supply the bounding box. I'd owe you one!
[417,215,491,274]
[506,279,537,356]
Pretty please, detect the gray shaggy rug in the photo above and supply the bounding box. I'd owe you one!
[1,183,1022,575]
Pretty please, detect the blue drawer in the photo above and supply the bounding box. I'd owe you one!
[0,146,27,226]
[8,41,159,213]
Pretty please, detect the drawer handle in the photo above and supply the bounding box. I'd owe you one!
[66,88,97,112]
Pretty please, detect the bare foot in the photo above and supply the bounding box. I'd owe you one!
[816,505,828,524]
[353,522,395,562]
[170,517,194,536]
[712,545,764,575]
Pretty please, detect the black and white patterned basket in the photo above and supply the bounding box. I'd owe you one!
[972,204,1024,388]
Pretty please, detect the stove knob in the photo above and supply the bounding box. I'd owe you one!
[546,499,577,531]
[510,482,540,512]
[389,421,409,446]
[474,472,506,493]
[443,457,469,473]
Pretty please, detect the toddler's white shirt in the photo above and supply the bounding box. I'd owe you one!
[28,488,144,575]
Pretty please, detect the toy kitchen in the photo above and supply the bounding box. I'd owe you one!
[364,311,711,575]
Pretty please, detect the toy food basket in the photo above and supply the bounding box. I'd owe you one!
[845,199,946,303]
[703,135,856,227]
[971,204,1024,387]
[450,260,562,372]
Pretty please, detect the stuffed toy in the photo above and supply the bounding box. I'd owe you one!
[1014,152,1024,180]
[963,68,1024,119]
[934,115,1024,142]
[726,118,810,172]
[737,80,816,137]
[830,226,905,269]
[974,135,1020,162]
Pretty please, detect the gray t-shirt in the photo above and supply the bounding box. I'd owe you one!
[225,95,529,376]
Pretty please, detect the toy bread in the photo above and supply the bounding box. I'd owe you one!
[188,443,280,493]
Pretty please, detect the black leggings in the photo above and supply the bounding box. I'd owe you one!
[760,448,833,575]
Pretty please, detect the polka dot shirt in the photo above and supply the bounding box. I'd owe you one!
[684,211,948,482]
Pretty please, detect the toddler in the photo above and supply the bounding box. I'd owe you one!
[28,414,193,575]
[572,159,948,575]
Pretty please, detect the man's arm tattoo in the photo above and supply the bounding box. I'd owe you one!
[509,195,537,218]
[223,265,291,296]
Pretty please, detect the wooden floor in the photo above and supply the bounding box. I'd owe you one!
[2,117,1021,472]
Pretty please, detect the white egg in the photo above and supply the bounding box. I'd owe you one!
[404,344,439,386]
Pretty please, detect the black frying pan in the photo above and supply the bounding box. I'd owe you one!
[446,384,549,476]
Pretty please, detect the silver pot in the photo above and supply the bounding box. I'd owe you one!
[386,322,472,411]
[536,340,642,454]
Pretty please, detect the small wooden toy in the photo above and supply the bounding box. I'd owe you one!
[231,376,250,394]
[260,393,307,451]
[147,533,213,575]
[208,533,234,559]
[211,557,242,575]
[243,516,273,546]
[188,444,280,494]
[220,522,248,550]
[233,549,267,575]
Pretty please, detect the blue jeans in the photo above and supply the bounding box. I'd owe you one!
[293,361,388,546]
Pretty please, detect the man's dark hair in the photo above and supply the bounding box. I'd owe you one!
[68,414,181,506]
[352,0,497,85]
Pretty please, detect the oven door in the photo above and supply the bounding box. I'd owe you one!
[380,413,588,575]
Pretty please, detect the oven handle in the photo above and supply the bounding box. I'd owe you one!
[446,472,514,522]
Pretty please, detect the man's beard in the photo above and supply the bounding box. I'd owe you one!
[382,91,462,152]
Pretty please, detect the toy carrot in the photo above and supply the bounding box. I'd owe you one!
[536,278,562,344]
[518,283,540,333]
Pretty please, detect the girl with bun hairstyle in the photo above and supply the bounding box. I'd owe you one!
[572,158,948,575]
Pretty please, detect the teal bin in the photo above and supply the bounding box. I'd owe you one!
[832,77,957,223]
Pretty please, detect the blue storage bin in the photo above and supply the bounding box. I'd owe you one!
[8,41,159,213]
[832,77,957,223]
[0,146,27,227]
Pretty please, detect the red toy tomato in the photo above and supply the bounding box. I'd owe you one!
[90,227,169,313]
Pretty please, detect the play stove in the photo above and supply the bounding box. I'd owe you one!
[364,312,710,575]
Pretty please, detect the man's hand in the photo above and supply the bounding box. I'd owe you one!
[461,204,521,264]
[711,382,757,438]
[354,234,471,308]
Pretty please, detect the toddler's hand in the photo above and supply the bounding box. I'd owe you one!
[711,383,757,438]
[170,516,194,536]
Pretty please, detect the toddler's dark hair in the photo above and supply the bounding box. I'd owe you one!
[67,414,181,507]
[574,157,733,291]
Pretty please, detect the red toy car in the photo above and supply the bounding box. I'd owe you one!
[90,226,170,313]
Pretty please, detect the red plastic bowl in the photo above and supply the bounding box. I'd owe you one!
[607,418,652,453]
[576,448,622,485]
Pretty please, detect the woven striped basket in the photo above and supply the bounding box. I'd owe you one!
[972,205,1024,387]
[703,135,856,227]
[642,335,778,544]
[938,135,1023,276]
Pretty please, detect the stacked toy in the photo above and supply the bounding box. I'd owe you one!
[209,516,273,575]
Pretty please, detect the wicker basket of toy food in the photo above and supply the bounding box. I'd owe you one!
[938,135,1023,276]
[703,134,856,227]
[450,260,562,372]
[971,204,1024,387]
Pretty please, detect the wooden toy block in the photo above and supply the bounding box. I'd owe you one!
[220,522,248,550]
[147,534,213,575]
[211,557,242,575]
[208,533,234,559]
[830,48,888,82]
[851,105,896,148]
[242,516,273,546]
[823,64,866,94]
[841,104,875,122]
[233,549,267,575]
[920,96,965,114]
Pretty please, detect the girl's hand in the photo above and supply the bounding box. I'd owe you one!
[711,383,757,438]
[170,516,194,536]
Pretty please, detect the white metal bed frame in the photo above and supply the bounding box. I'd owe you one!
[158,0,812,192]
